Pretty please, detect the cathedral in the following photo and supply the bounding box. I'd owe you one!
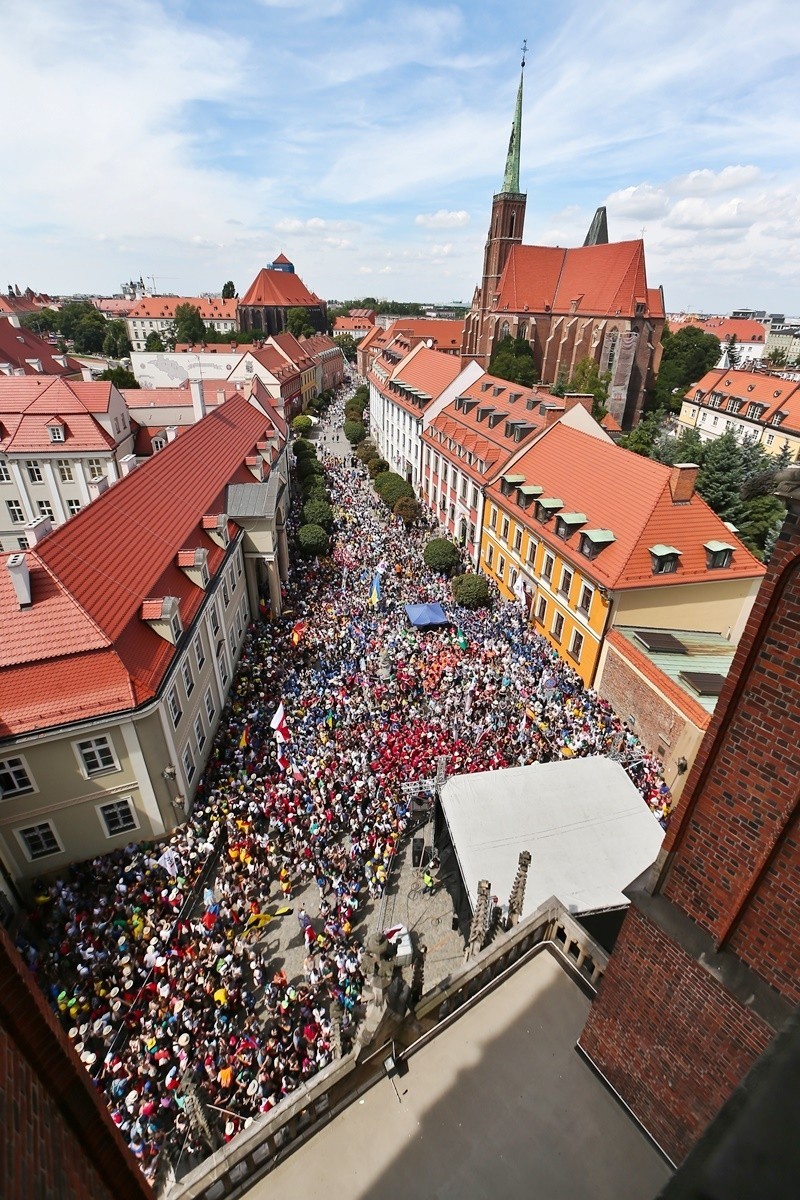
[461,57,665,429]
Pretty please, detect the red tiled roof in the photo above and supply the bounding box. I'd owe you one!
[496,241,651,318]
[270,332,314,371]
[424,373,544,481]
[383,347,463,416]
[690,369,800,428]
[272,253,292,265]
[94,298,136,317]
[240,268,323,310]
[484,422,765,590]
[0,321,81,377]
[600,411,622,432]
[333,316,372,332]
[127,296,237,321]
[673,317,767,344]
[173,343,243,356]
[0,395,278,736]
[0,377,118,453]
[388,319,464,351]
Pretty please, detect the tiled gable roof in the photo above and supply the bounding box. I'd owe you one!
[496,241,650,318]
[387,319,464,350]
[0,377,118,453]
[485,423,765,589]
[393,347,462,398]
[424,372,543,479]
[0,321,81,377]
[240,268,323,310]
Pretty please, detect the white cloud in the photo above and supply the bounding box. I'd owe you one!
[667,197,753,230]
[606,184,669,220]
[415,210,470,228]
[670,165,761,196]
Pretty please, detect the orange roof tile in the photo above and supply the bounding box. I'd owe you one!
[127,296,237,321]
[690,369,800,429]
[496,241,651,318]
[0,377,118,453]
[387,319,464,351]
[424,373,544,481]
[0,321,81,377]
[240,268,323,310]
[673,317,767,344]
[484,423,765,590]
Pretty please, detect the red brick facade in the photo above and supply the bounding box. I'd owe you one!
[579,906,773,1161]
[0,927,152,1200]
[579,487,800,1162]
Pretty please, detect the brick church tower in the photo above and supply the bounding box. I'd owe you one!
[579,468,800,1164]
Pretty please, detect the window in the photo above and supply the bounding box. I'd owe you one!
[728,399,742,414]
[471,487,479,508]
[766,433,774,446]
[17,536,29,550]
[542,553,554,581]
[17,821,61,861]
[513,528,522,553]
[536,595,547,623]
[579,535,596,560]
[210,603,220,636]
[164,684,182,726]
[0,461,10,483]
[235,607,243,639]
[194,713,206,751]
[486,543,494,567]
[183,743,196,783]
[489,505,497,530]
[98,797,138,837]
[76,736,117,776]
[170,611,182,643]
[706,545,734,569]
[204,687,216,723]
[67,499,81,516]
[194,633,206,670]
[569,629,584,661]
[501,517,510,542]
[228,626,237,656]
[497,555,506,579]
[86,459,104,480]
[26,461,43,484]
[48,424,65,443]
[578,583,593,614]
[560,566,573,599]
[182,660,194,697]
[57,460,74,483]
[650,550,680,575]
[0,756,35,797]
[37,500,54,520]
[235,551,242,579]
[526,539,537,567]
[7,500,25,524]
[552,612,565,642]
[222,577,230,607]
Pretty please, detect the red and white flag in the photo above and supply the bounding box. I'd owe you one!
[276,749,291,771]
[270,701,291,744]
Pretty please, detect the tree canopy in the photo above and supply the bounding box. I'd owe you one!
[20,307,58,335]
[566,356,610,420]
[102,320,130,359]
[221,280,236,299]
[488,335,538,388]
[171,303,206,347]
[98,366,139,389]
[145,331,165,352]
[297,524,328,558]
[286,307,314,339]
[452,572,491,609]
[335,333,358,362]
[423,537,460,577]
[651,324,721,411]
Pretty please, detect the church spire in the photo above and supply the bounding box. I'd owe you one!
[501,41,526,195]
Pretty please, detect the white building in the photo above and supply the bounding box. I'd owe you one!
[126,297,238,352]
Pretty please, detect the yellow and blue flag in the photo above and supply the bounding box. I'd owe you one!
[368,573,381,608]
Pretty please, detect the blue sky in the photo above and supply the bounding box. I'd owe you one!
[2,0,799,313]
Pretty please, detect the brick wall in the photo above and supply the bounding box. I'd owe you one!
[579,906,773,1163]
[0,927,152,1200]
[599,638,693,756]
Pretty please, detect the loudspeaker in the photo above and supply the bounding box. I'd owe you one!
[412,837,424,868]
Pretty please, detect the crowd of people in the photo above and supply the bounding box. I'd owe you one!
[18,371,670,1180]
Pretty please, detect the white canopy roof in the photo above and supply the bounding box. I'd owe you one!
[439,756,664,917]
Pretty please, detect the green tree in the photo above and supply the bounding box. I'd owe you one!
[222,280,236,300]
[292,437,316,458]
[296,457,324,482]
[55,301,99,341]
[145,331,165,352]
[393,496,421,527]
[303,498,333,529]
[20,307,58,335]
[336,333,358,362]
[423,537,460,577]
[356,440,377,462]
[292,414,313,436]
[488,335,538,388]
[651,425,705,468]
[172,303,206,346]
[286,307,314,338]
[620,409,668,458]
[302,480,329,504]
[723,334,740,368]
[73,310,109,353]
[696,431,748,526]
[373,472,413,509]
[98,366,139,389]
[344,420,366,445]
[297,523,328,557]
[368,458,390,479]
[652,324,721,412]
[451,572,491,609]
[102,319,131,359]
[567,356,610,420]
[765,348,788,368]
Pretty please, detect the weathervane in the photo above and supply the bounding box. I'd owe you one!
[521,39,527,69]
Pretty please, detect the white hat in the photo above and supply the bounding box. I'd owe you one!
[178,1033,190,1047]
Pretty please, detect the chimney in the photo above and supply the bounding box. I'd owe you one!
[189,379,206,422]
[537,403,564,429]
[25,515,52,546]
[7,554,32,608]
[120,453,137,476]
[669,463,699,503]
[563,392,594,415]
[88,475,109,501]
[165,426,178,443]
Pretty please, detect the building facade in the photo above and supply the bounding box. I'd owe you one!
[126,297,237,352]
[676,367,800,459]
[0,395,289,888]
[461,61,665,429]
[237,255,327,337]
[579,468,800,1164]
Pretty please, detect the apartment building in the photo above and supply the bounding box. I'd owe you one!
[676,368,800,459]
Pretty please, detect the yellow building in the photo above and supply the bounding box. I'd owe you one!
[676,368,800,460]
[479,422,765,687]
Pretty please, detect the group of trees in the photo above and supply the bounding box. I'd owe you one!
[422,538,491,609]
[650,324,722,412]
[488,334,538,388]
[622,418,789,561]
[22,301,131,357]
[329,298,425,322]
[294,438,331,558]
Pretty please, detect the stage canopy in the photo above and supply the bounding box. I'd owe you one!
[439,756,664,918]
[405,602,449,628]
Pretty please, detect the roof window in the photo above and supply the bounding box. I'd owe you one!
[535,497,563,523]
[649,544,682,575]
[704,540,735,570]
[579,529,616,559]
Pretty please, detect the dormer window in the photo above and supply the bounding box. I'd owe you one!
[47,421,65,443]
[649,544,681,575]
[772,412,785,426]
[492,386,505,398]
[535,497,563,523]
[480,381,491,392]
[704,540,735,569]
[141,595,183,644]
[746,403,763,420]
[579,529,616,559]
[555,513,587,541]
[177,547,211,588]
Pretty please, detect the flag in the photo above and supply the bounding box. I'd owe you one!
[368,573,381,608]
[276,748,290,771]
[291,620,306,647]
[158,848,181,878]
[457,628,468,651]
[270,702,291,744]
[239,724,250,749]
